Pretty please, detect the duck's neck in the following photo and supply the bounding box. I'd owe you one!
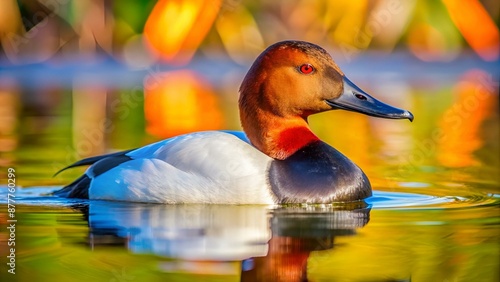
[241,111,319,160]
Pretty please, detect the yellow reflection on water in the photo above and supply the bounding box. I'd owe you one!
[308,208,499,282]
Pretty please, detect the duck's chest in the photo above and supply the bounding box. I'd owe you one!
[268,141,371,203]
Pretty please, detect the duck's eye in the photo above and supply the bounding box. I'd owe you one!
[299,64,314,74]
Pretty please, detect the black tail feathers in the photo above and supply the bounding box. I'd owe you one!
[53,174,91,198]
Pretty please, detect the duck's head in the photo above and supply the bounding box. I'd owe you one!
[239,40,413,160]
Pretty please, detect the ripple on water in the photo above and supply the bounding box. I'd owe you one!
[0,186,87,207]
[368,191,459,209]
[369,190,500,209]
[0,186,498,210]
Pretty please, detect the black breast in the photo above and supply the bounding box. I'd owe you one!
[268,141,371,203]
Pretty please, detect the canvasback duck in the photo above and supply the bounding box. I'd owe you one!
[54,40,413,204]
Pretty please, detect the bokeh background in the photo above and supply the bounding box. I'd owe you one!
[0,0,498,189]
[0,1,499,281]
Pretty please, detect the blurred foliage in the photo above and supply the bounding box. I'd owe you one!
[0,0,498,64]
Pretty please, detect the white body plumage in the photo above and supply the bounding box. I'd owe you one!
[88,131,276,204]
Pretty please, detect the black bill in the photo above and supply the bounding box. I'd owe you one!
[326,76,414,121]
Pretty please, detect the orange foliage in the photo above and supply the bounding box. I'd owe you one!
[443,0,499,61]
[143,0,221,64]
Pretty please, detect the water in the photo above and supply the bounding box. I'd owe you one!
[1,188,498,281]
[0,54,499,281]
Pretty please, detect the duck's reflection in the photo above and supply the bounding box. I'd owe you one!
[75,202,370,281]
[242,206,370,281]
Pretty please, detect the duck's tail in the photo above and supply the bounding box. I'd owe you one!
[53,174,91,198]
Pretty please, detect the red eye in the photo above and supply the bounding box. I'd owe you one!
[299,64,314,74]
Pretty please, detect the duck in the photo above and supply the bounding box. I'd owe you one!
[54,40,413,204]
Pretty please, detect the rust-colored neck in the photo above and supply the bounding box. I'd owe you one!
[241,110,319,160]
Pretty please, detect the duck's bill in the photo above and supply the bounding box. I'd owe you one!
[325,76,414,121]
